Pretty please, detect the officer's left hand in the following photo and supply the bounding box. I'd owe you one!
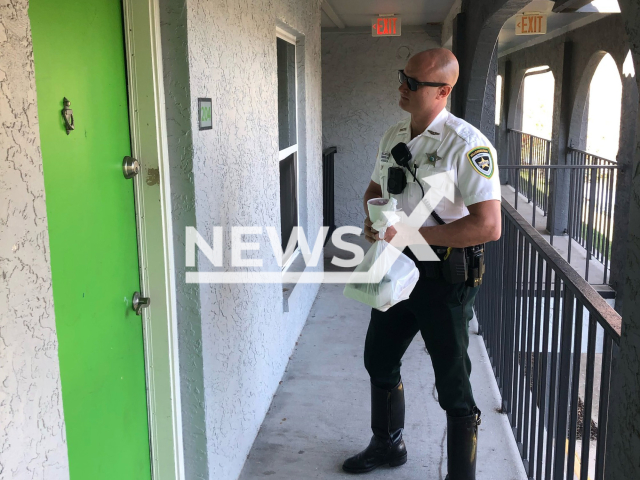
[383,225,398,243]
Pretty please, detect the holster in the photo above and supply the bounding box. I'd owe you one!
[404,244,486,286]
[465,244,485,287]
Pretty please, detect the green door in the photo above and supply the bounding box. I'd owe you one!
[29,1,152,479]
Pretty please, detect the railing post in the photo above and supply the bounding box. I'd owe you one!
[585,166,597,282]
[544,140,551,215]
[547,41,574,237]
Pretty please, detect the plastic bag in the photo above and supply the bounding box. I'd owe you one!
[343,240,420,312]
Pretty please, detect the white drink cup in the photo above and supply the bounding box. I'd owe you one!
[367,198,398,240]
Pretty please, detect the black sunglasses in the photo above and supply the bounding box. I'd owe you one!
[398,70,449,91]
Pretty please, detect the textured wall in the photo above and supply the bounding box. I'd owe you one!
[179,1,323,479]
[0,1,69,478]
[321,31,439,229]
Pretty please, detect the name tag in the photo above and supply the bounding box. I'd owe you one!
[381,152,391,163]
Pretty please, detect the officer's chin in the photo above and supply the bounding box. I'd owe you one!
[399,97,410,112]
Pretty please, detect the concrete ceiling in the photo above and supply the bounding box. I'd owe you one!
[498,0,620,56]
[320,0,456,28]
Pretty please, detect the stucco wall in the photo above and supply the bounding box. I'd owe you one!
[176,1,323,479]
[321,30,440,229]
[0,1,69,478]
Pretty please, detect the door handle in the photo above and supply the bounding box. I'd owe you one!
[123,156,140,179]
[132,292,150,315]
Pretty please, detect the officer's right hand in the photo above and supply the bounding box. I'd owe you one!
[364,217,379,244]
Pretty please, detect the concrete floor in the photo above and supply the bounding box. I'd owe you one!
[239,267,527,479]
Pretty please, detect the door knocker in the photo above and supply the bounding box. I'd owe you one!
[62,97,74,135]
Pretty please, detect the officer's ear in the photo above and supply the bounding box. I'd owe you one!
[437,85,452,99]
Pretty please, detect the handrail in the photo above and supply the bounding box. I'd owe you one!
[501,198,621,340]
[477,199,622,479]
[507,128,552,143]
[322,147,337,244]
[500,164,618,170]
[323,146,337,156]
[567,146,617,164]
[501,164,618,283]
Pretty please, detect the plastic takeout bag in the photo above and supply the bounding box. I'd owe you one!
[343,240,420,312]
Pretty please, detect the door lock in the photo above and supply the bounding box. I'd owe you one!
[132,292,150,315]
[123,156,140,179]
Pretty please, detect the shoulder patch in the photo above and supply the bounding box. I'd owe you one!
[466,146,494,178]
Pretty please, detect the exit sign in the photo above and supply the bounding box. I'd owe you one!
[371,16,401,37]
[516,13,547,35]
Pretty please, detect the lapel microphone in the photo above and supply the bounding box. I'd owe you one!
[391,142,412,167]
[389,142,426,202]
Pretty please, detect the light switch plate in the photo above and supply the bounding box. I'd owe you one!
[198,98,212,130]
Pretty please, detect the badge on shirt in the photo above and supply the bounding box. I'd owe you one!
[466,146,494,178]
[425,151,441,164]
[381,152,391,163]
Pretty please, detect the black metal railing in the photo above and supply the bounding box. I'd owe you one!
[322,147,337,243]
[476,199,621,480]
[507,129,552,214]
[501,164,618,284]
[567,148,618,267]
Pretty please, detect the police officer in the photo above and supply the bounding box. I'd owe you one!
[342,48,501,480]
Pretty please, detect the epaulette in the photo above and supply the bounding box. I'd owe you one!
[386,117,411,139]
[445,115,478,144]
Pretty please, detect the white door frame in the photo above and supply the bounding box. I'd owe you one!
[122,1,184,479]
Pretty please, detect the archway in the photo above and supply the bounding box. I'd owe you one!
[521,66,555,139]
[585,53,623,159]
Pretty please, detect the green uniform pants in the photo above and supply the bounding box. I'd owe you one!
[363,252,480,417]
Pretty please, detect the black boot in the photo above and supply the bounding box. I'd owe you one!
[444,407,481,480]
[342,379,407,474]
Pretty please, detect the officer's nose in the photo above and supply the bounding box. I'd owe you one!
[399,81,409,95]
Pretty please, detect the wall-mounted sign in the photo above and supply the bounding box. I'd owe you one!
[371,16,401,37]
[198,98,212,130]
[515,13,547,35]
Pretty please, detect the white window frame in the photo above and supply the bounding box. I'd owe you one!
[276,28,300,269]
[495,74,503,126]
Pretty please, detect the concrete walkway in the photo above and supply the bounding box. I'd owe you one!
[240,272,527,479]
[501,185,613,290]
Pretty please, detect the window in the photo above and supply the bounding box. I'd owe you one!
[277,31,299,267]
[586,53,622,159]
[522,66,554,139]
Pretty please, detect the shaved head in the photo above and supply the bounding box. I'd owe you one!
[398,48,459,134]
[406,48,459,86]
